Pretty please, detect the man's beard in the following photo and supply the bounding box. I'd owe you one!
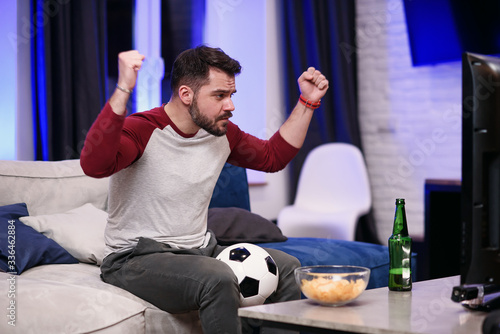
[188,97,231,137]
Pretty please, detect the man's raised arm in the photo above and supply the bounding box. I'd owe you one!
[80,51,145,177]
[279,67,329,148]
[109,50,146,115]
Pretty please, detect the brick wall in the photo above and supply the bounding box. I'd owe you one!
[356,0,462,241]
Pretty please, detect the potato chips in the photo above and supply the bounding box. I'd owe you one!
[300,276,366,304]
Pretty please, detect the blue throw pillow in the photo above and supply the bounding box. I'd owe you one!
[0,203,78,274]
[209,163,251,211]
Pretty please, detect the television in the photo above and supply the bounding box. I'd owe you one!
[454,52,500,310]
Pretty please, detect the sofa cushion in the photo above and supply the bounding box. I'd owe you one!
[0,273,147,333]
[207,207,287,245]
[0,203,78,274]
[20,203,107,265]
[19,263,203,333]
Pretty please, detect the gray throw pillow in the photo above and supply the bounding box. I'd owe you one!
[207,207,287,245]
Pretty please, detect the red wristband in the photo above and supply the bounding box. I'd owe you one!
[299,95,321,109]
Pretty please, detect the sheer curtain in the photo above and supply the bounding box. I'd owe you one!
[281,0,379,243]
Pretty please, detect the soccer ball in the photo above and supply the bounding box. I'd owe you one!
[216,243,279,307]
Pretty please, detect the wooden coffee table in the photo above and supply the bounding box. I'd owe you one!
[239,276,488,333]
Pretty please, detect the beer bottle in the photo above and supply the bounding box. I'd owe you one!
[388,198,412,291]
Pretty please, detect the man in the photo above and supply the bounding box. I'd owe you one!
[81,45,328,334]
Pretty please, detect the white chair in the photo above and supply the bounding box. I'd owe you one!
[277,143,372,241]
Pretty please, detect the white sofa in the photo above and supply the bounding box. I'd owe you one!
[0,158,407,333]
[0,159,202,334]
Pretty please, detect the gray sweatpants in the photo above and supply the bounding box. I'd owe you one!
[100,233,301,334]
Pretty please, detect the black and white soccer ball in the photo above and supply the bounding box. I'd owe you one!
[216,243,279,306]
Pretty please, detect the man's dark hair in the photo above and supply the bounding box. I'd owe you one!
[170,45,242,95]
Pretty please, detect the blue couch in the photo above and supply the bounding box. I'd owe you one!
[209,163,417,289]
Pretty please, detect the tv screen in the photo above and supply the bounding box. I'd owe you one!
[461,52,500,286]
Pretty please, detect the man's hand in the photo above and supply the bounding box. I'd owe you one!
[297,67,329,102]
[117,50,146,92]
[109,51,146,115]
[278,67,329,148]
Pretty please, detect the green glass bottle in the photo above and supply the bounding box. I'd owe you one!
[388,198,412,291]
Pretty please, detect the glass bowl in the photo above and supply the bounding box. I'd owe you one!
[295,265,371,306]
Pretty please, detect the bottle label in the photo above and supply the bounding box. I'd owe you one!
[389,267,411,278]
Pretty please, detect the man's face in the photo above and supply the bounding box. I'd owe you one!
[188,68,236,137]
